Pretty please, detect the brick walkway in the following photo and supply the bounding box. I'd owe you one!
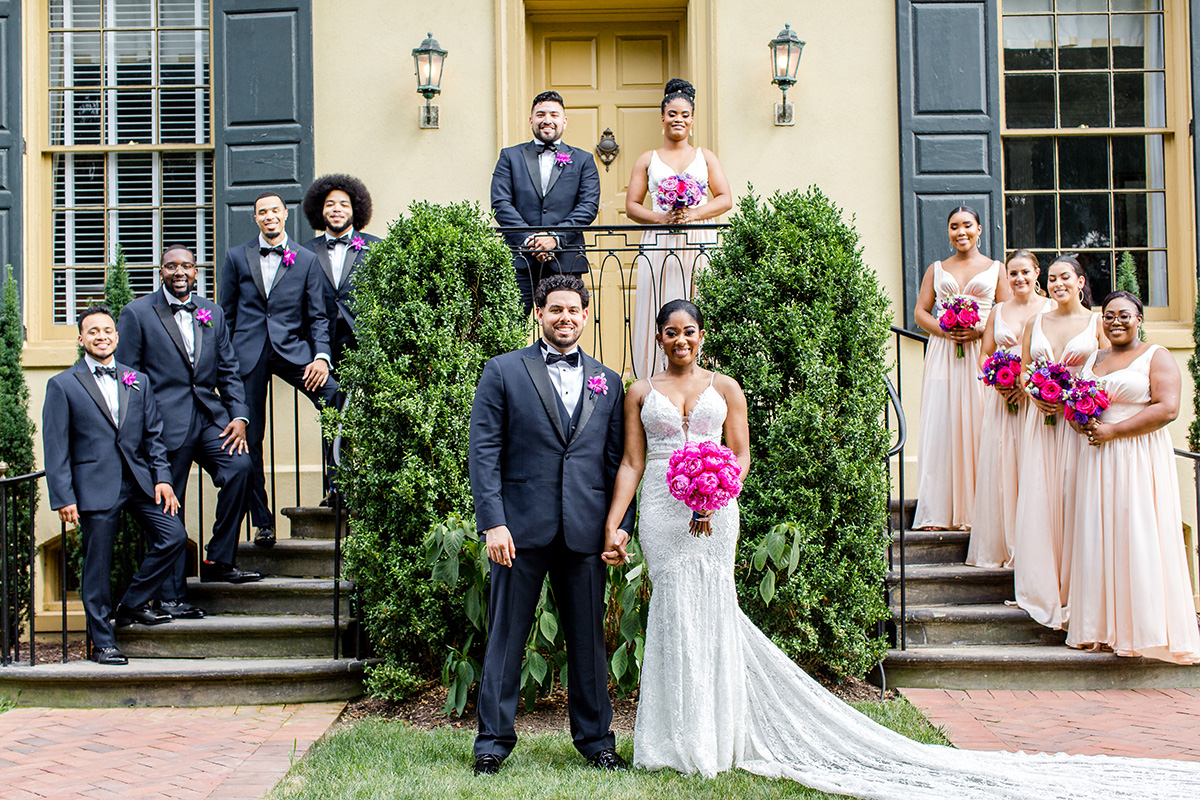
[1,702,345,800]
[903,688,1200,761]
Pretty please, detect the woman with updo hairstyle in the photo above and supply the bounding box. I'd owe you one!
[912,205,1009,532]
[1065,291,1200,663]
[1010,253,1106,631]
[627,78,732,380]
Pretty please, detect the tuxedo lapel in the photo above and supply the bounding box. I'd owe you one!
[341,247,363,289]
[313,241,336,288]
[522,144,544,199]
[245,242,267,299]
[117,373,131,430]
[191,310,204,365]
[523,351,568,445]
[154,303,193,370]
[545,146,567,196]
[74,368,118,430]
[570,357,603,445]
[269,247,292,294]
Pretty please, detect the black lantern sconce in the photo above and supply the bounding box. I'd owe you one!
[413,32,447,129]
[769,24,804,126]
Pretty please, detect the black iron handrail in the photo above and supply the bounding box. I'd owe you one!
[887,325,927,651]
[0,469,46,666]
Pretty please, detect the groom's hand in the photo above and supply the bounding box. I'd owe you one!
[485,525,517,567]
[602,528,630,566]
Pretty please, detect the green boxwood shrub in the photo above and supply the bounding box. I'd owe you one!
[696,187,892,679]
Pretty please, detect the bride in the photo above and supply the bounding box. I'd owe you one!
[601,299,1200,799]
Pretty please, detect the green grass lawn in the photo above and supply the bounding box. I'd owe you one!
[267,698,949,800]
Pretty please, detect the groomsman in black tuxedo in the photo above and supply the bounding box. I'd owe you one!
[118,244,261,598]
[43,304,188,665]
[491,90,601,315]
[219,192,340,548]
[301,174,382,373]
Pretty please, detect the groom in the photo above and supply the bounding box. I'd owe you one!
[468,274,634,774]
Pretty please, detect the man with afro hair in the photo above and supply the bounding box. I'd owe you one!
[301,174,381,371]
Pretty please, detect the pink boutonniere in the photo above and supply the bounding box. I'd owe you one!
[121,370,140,390]
[281,249,297,267]
[555,151,572,167]
[195,308,213,327]
[587,375,608,397]
[350,236,365,251]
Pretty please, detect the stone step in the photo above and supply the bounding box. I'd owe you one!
[117,614,354,659]
[892,603,1067,648]
[888,530,970,566]
[185,577,352,617]
[888,498,917,531]
[236,539,338,578]
[281,506,346,540]
[0,657,370,707]
[879,645,1200,690]
[885,564,1014,606]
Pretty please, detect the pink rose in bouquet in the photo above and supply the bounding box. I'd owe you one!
[665,440,742,536]
[1025,357,1073,426]
[1064,376,1110,438]
[655,173,707,211]
[938,295,981,359]
[979,350,1022,413]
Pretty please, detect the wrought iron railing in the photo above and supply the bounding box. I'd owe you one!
[0,467,46,665]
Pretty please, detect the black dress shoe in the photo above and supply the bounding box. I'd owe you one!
[114,603,172,627]
[586,749,628,771]
[157,599,206,619]
[253,527,276,549]
[90,646,128,665]
[200,561,263,583]
[473,754,503,775]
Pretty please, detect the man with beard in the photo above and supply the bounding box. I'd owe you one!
[301,175,381,373]
[117,244,261,601]
[491,91,601,315]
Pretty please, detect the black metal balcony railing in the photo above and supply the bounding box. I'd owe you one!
[0,468,47,666]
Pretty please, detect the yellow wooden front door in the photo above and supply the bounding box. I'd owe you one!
[530,20,682,374]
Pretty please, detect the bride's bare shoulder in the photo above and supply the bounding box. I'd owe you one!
[711,371,745,400]
[627,378,653,403]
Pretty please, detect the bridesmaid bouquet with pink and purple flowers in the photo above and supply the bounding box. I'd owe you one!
[1064,377,1110,431]
[979,351,1022,414]
[655,173,707,211]
[938,295,981,359]
[665,441,742,537]
[1026,357,1074,426]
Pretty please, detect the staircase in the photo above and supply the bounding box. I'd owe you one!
[0,507,370,707]
[880,501,1200,690]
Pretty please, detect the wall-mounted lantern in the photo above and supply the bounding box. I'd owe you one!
[413,32,447,129]
[769,24,804,127]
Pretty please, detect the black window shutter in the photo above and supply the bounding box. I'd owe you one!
[896,0,1002,328]
[0,0,21,295]
[212,0,314,279]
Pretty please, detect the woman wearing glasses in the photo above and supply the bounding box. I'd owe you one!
[1064,291,1200,664]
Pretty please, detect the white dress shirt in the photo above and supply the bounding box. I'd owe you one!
[536,141,557,194]
[84,354,120,424]
[258,233,290,298]
[543,342,583,417]
[162,286,195,363]
[326,228,355,287]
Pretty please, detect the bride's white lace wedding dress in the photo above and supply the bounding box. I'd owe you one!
[633,378,1200,799]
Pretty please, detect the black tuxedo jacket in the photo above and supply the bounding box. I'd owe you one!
[302,231,382,335]
[490,142,600,272]
[43,360,172,512]
[116,290,249,450]
[217,237,331,374]
[469,342,634,553]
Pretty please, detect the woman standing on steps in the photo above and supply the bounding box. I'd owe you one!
[967,250,1053,568]
[1066,291,1200,664]
[1011,254,1106,630]
[912,206,1009,531]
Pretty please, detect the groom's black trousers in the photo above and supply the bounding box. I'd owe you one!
[475,530,615,760]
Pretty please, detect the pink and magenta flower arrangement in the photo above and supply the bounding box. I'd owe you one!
[281,249,297,267]
[350,236,365,251]
[655,173,707,211]
[195,308,213,327]
[979,350,1022,413]
[665,440,742,537]
[587,374,608,397]
[121,370,140,390]
[1064,377,1110,429]
[1026,357,1073,426]
[554,151,572,167]
[938,295,981,358]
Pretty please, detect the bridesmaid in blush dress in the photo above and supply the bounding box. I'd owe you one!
[1011,254,1106,629]
[1066,292,1200,664]
[967,251,1053,567]
[912,206,1009,531]
[627,79,732,380]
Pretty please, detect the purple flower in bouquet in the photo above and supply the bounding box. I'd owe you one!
[665,441,742,536]
[937,295,981,359]
[1064,377,1110,430]
[979,350,1022,413]
[655,173,707,211]
[1026,356,1073,426]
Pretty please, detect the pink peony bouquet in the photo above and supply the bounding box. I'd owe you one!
[938,295,981,359]
[1064,377,1110,430]
[979,350,1022,413]
[665,440,742,537]
[1026,357,1073,426]
[655,173,707,211]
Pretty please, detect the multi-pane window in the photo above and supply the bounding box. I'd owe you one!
[49,0,213,324]
[1001,0,1168,306]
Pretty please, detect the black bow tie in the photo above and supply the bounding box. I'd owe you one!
[93,365,118,379]
[536,142,558,154]
[260,245,286,256]
[545,351,579,368]
[326,235,350,248]
[169,301,197,315]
